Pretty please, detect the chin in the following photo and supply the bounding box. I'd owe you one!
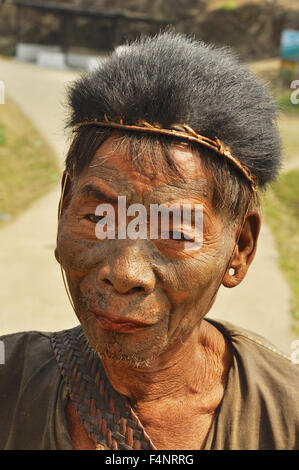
[81,318,170,369]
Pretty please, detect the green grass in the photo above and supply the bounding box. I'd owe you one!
[278,114,299,163]
[220,0,236,10]
[262,169,299,335]
[0,95,60,226]
[278,92,299,116]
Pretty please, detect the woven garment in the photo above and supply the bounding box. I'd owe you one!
[50,326,157,450]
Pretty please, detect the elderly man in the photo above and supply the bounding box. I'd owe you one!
[0,32,298,450]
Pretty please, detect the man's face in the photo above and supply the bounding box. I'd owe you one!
[56,137,234,366]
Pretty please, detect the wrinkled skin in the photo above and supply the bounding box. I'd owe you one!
[55,136,261,449]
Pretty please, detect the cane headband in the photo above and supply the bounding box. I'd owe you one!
[72,115,258,195]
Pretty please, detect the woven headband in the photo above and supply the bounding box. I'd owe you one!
[73,116,258,194]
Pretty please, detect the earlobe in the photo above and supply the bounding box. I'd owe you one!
[222,264,244,288]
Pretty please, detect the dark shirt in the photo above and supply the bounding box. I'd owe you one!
[0,319,298,450]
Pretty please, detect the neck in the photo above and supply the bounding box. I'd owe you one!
[100,319,232,409]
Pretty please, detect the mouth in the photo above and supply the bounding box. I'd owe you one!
[90,309,153,333]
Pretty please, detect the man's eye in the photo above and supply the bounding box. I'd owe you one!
[85,214,105,223]
[168,231,193,241]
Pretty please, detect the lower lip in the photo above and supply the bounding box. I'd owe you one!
[92,313,149,333]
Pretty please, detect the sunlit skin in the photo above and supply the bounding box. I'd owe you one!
[55,136,261,449]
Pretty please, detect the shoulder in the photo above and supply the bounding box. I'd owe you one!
[1,329,55,360]
[0,328,79,449]
[0,325,82,375]
[205,318,299,449]
[0,329,59,387]
[0,329,55,381]
[206,318,298,374]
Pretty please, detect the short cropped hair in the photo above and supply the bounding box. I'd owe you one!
[65,31,281,220]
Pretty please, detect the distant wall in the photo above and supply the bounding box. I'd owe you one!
[1,1,299,60]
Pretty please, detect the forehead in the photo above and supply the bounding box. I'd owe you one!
[74,136,212,201]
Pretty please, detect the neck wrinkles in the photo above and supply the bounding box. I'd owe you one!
[100,319,233,409]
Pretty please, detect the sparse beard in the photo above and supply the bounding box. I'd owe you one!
[83,323,192,370]
[93,343,156,369]
[81,325,169,369]
[78,301,197,370]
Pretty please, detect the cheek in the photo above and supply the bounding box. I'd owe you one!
[152,235,229,294]
[57,229,107,278]
[150,238,231,335]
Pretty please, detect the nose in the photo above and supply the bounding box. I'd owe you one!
[97,244,156,295]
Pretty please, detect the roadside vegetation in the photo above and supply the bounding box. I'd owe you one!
[262,169,299,335]
[251,61,299,333]
[278,114,299,166]
[0,95,60,227]
[264,89,299,334]
[272,90,299,334]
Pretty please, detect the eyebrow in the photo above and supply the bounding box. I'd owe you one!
[80,184,119,204]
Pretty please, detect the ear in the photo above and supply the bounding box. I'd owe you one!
[222,209,261,288]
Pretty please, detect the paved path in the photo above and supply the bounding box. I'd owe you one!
[0,57,296,354]
[0,58,77,334]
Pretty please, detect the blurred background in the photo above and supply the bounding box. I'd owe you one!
[0,0,299,355]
